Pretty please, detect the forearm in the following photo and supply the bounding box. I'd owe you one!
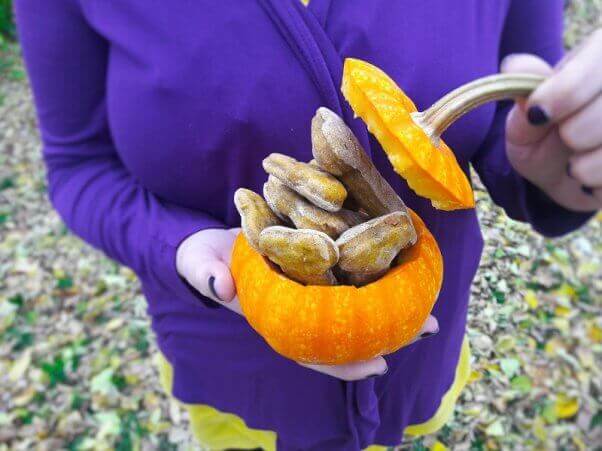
[17,0,226,299]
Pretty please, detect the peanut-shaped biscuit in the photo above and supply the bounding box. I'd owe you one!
[312,108,413,225]
[301,158,364,211]
[263,176,351,239]
[336,211,416,286]
[262,153,347,212]
[258,226,339,286]
[234,188,281,251]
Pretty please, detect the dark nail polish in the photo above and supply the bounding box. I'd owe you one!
[208,276,223,302]
[566,163,573,179]
[581,185,594,196]
[420,327,439,339]
[527,106,549,126]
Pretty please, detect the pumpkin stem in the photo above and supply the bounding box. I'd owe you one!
[412,73,545,146]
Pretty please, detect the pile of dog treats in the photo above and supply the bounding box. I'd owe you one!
[234,107,417,287]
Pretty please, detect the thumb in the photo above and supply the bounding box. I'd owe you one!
[501,53,554,146]
[188,258,237,304]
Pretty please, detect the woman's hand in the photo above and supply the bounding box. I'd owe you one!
[501,29,602,211]
[176,227,439,381]
[176,228,242,313]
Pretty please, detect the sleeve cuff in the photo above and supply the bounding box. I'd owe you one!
[160,243,223,309]
[144,202,229,309]
[518,177,596,238]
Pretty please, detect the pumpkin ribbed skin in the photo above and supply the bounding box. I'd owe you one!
[342,58,475,211]
[231,210,443,365]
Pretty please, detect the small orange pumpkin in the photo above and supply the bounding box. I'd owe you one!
[231,210,442,365]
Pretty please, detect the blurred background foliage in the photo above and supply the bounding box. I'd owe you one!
[0,0,14,40]
[0,0,19,87]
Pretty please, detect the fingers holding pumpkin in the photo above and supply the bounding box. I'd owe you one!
[409,315,440,344]
[184,254,245,314]
[299,356,388,381]
[189,259,237,304]
[526,29,602,124]
[258,226,339,286]
[176,228,241,312]
[298,313,438,380]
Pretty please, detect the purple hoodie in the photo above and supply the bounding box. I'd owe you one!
[16,1,591,449]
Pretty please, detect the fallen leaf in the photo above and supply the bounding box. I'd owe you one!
[90,368,116,396]
[95,411,120,439]
[555,394,579,419]
[500,358,520,378]
[485,419,505,437]
[524,290,538,310]
[510,375,532,394]
[8,348,31,381]
[587,322,602,343]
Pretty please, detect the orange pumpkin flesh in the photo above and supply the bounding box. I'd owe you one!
[231,210,443,365]
[342,58,475,211]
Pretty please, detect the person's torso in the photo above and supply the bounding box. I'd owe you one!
[82,0,509,223]
[83,2,516,447]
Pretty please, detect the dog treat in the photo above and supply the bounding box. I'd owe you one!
[234,188,281,251]
[336,208,369,227]
[311,108,413,226]
[314,154,362,211]
[258,226,339,286]
[263,176,350,239]
[262,153,347,212]
[336,211,417,286]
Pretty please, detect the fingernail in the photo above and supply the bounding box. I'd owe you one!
[420,326,439,339]
[527,106,549,126]
[566,163,573,179]
[208,276,224,302]
[581,185,594,196]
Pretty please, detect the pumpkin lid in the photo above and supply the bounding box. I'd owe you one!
[341,58,475,211]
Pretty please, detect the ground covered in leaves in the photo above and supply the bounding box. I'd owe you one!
[1,5,601,451]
